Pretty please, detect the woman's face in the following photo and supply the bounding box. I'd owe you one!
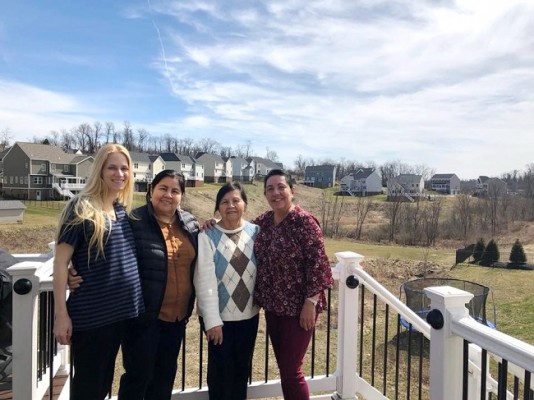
[102,152,130,196]
[150,176,182,216]
[218,189,245,226]
[264,174,294,214]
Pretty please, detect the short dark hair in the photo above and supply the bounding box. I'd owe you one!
[215,181,248,213]
[263,169,293,192]
[146,169,186,203]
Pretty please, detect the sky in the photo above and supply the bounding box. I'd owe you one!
[1,0,533,180]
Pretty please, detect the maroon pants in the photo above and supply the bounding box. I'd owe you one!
[265,311,316,400]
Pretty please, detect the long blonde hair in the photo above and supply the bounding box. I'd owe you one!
[56,143,134,259]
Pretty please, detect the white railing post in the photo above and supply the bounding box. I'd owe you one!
[425,286,474,400]
[331,251,364,400]
[7,261,42,400]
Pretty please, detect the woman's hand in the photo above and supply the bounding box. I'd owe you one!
[67,267,83,291]
[206,326,223,345]
[54,313,73,345]
[200,218,218,232]
[299,300,317,331]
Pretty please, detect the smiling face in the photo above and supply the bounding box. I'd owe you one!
[264,174,295,216]
[218,189,246,229]
[101,152,130,197]
[150,176,182,218]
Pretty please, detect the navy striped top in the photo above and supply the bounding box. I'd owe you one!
[58,201,144,331]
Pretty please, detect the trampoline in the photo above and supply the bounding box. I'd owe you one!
[399,277,496,330]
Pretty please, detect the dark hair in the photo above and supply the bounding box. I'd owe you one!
[263,169,293,192]
[146,169,186,203]
[215,181,248,213]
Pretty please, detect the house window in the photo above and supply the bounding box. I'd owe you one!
[33,176,43,184]
[134,173,137,178]
[65,165,70,172]
[14,176,18,184]
[41,162,47,172]
[24,176,28,184]
[51,164,56,172]
[9,176,13,184]
[20,176,24,184]
[134,163,139,169]
[182,163,186,168]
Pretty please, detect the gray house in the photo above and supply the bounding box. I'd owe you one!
[387,174,424,201]
[476,176,507,197]
[246,157,280,178]
[303,165,336,188]
[196,153,231,183]
[340,168,382,195]
[227,156,254,183]
[430,173,461,194]
[0,200,26,224]
[159,153,204,187]
[2,142,93,200]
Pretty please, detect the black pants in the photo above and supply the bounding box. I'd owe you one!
[70,320,125,400]
[118,318,186,400]
[207,314,259,400]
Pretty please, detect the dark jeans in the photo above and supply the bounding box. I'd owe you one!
[206,314,259,400]
[265,311,316,400]
[118,318,186,400]
[70,320,125,400]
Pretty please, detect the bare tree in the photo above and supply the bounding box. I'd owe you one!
[136,128,149,152]
[75,123,92,152]
[265,147,279,162]
[422,199,442,246]
[122,121,134,150]
[385,197,404,242]
[454,193,473,242]
[104,121,115,144]
[198,138,221,154]
[0,127,11,151]
[353,196,372,240]
[60,129,75,152]
[88,121,103,153]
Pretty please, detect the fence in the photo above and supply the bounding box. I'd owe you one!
[6,251,534,399]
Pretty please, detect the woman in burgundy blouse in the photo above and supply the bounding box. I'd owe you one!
[252,169,333,400]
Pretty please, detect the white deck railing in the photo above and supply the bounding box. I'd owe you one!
[6,251,534,399]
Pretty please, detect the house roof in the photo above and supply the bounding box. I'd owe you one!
[305,165,336,174]
[159,153,197,164]
[431,173,457,180]
[196,152,225,163]
[129,152,152,163]
[390,174,423,185]
[13,142,76,163]
[69,155,93,164]
[351,168,375,179]
[0,200,26,210]
[247,156,279,169]
[148,155,161,163]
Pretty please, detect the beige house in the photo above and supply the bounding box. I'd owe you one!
[2,142,93,200]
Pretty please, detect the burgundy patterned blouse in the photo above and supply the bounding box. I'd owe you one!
[252,205,334,317]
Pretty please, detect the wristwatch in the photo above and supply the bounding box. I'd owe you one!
[306,297,318,306]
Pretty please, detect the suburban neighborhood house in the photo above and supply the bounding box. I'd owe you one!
[476,175,508,196]
[130,151,153,192]
[228,156,255,183]
[1,142,93,200]
[196,153,232,183]
[247,156,281,177]
[303,165,337,188]
[429,173,461,194]
[159,153,205,187]
[387,173,425,201]
[339,167,382,196]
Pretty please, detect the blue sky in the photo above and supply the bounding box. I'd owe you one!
[1,0,533,179]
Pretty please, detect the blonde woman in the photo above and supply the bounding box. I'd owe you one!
[53,143,143,400]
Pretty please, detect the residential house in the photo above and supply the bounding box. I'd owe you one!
[340,168,382,196]
[2,142,93,200]
[148,155,166,177]
[387,174,424,201]
[227,156,254,183]
[159,153,204,187]
[246,157,280,178]
[196,153,231,183]
[476,176,507,197]
[429,173,461,195]
[130,152,152,192]
[303,165,336,189]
